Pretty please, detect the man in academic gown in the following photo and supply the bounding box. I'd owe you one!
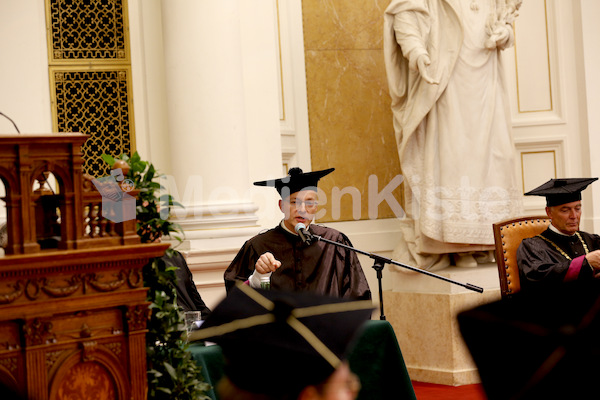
[517,178,600,290]
[224,167,371,300]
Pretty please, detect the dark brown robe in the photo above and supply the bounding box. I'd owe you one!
[224,224,372,300]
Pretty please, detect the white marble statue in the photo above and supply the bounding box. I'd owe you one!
[383,0,523,270]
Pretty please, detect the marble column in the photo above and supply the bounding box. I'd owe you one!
[158,0,282,306]
[160,0,259,249]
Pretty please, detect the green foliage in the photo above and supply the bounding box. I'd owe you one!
[145,251,211,400]
[101,153,210,399]
[100,152,184,243]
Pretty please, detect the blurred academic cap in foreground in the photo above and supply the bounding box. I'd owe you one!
[189,283,373,396]
[458,280,600,400]
[525,177,598,207]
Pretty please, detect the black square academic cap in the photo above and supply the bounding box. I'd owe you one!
[253,167,335,199]
[524,177,598,207]
[458,280,600,400]
[189,283,373,396]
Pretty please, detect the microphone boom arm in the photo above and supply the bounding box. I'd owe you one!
[307,231,484,320]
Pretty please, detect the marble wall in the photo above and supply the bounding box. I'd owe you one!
[301,0,403,223]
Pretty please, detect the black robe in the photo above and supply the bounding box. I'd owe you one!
[162,250,211,318]
[224,224,372,300]
[517,228,600,291]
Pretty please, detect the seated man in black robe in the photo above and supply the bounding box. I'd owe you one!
[162,250,211,318]
[517,177,600,290]
[224,167,371,300]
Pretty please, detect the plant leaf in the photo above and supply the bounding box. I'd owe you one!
[100,154,116,166]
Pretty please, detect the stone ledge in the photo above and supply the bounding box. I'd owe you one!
[383,266,501,385]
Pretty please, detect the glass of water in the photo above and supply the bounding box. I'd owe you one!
[184,311,202,342]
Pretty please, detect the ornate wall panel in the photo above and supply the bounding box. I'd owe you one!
[46,0,135,178]
[501,0,590,215]
[517,138,565,211]
[513,0,553,115]
[505,0,563,127]
[49,67,134,177]
[46,0,129,63]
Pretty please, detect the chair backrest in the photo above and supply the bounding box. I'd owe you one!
[492,216,551,298]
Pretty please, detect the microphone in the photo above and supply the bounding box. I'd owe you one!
[294,223,313,245]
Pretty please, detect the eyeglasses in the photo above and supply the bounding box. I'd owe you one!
[288,199,319,210]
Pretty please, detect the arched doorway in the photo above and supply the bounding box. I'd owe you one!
[32,171,62,250]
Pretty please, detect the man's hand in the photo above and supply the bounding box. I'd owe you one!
[585,250,600,273]
[255,252,282,274]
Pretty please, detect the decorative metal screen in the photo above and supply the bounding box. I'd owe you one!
[47,0,128,62]
[46,0,134,178]
[52,68,133,176]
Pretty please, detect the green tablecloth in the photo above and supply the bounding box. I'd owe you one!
[189,319,416,400]
[189,343,225,400]
[348,320,416,400]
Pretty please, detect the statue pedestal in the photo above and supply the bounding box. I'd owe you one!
[383,262,501,385]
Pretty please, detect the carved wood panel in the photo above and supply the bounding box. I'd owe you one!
[0,242,167,400]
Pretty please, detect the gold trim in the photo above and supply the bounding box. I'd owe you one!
[293,300,374,318]
[190,314,276,340]
[514,0,553,113]
[536,232,589,261]
[276,0,286,122]
[520,150,557,193]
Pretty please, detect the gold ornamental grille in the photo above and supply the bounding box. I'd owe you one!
[47,0,128,62]
[51,68,133,177]
[46,0,134,178]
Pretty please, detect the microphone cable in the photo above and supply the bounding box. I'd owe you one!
[0,111,20,133]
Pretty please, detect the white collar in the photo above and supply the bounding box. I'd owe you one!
[549,223,576,237]
[280,220,311,235]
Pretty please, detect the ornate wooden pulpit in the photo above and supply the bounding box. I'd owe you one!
[0,134,168,400]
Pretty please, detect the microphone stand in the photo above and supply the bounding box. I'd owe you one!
[306,232,484,320]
